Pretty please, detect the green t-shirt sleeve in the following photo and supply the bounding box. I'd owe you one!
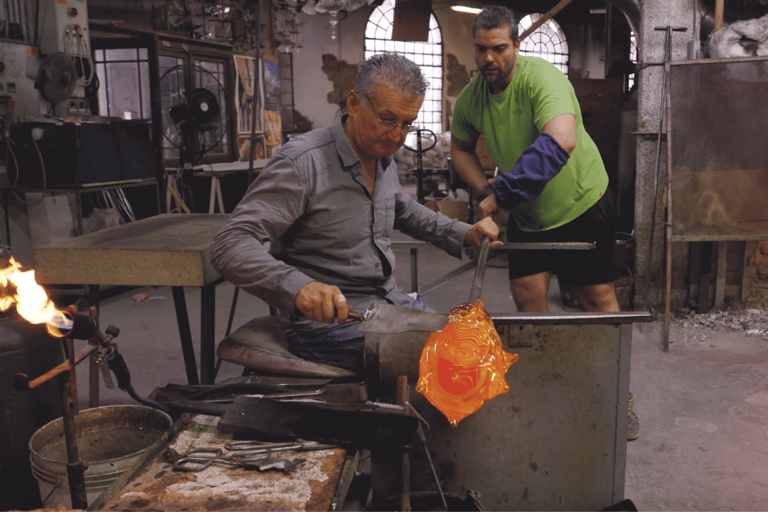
[530,63,576,131]
[450,81,480,144]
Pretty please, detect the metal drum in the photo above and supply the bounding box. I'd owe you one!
[367,311,649,511]
[0,318,65,511]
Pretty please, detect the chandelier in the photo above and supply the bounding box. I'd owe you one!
[300,0,375,40]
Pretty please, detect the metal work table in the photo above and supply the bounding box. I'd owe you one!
[367,311,652,510]
[33,214,229,396]
[88,413,353,511]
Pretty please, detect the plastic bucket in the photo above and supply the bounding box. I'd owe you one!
[29,404,171,508]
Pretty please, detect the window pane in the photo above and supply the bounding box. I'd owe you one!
[96,63,108,116]
[365,0,443,134]
[140,62,151,118]
[518,14,569,77]
[107,62,141,119]
[105,48,137,61]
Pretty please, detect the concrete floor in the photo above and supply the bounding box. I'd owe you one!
[53,235,768,510]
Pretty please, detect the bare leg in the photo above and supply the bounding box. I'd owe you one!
[574,282,620,312]
[509,271,551,312]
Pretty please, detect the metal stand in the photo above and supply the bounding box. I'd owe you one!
[13,306,120,510]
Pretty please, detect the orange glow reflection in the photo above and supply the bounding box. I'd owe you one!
[1,257,68,337]
[416,300,519,426]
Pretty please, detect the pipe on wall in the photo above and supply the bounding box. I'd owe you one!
[607,0,640,34]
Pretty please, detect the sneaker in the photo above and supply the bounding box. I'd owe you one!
[627,392,640,441]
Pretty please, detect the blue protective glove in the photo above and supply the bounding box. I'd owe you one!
[491,132,570,209]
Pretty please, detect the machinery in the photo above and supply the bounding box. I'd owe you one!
[37,0,93,117]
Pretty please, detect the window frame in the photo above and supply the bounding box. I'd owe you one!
[157,37,236,166]
[364,0,444,135]
[518,14,570,77]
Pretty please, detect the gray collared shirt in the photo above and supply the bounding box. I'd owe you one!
[210,114,470,333]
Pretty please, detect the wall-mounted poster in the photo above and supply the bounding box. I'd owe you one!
[262,54,282,146]
[238,134,265,161]
[262,55,281,112]
[234,54,262,134]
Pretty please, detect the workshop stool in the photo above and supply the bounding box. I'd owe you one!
[217,316,357,379]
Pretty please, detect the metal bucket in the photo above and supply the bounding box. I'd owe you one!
[29,404,172,508]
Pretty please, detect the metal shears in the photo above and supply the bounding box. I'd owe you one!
[173,440,336,473]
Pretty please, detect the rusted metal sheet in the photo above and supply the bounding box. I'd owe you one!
[99,414,348,511]
[667,56,768,241]
[367,314,641,510]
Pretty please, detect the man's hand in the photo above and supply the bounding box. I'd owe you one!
[464,216,504,249]
[295,282,349,324]
[479,194,501,219]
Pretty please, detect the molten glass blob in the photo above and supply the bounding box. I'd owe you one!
[416,300,519,427]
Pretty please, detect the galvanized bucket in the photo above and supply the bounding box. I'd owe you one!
[29,404,171,508]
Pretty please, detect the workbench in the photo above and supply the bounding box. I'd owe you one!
[88,413,354,511]
[33,214,229,399]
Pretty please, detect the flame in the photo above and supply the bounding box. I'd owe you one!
[0,257,70,337]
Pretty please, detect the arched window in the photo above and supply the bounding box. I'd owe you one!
[628,31,638,90]
[365,0,443,134]
[518,14,569,76]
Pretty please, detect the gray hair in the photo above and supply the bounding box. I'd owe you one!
[472,6,519,42]
[354,53,429,103]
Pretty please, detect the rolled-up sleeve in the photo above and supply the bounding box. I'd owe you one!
[394,188,470,258]
[210,155,314,313]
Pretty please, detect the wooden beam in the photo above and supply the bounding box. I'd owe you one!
[714,0,725,30]
[715,242,727,307]
[742,241,756,302]
[519,0,576,41]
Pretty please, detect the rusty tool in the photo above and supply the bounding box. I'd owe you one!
[173,446,307,473]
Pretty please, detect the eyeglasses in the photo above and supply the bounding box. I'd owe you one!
[364,93,416,134]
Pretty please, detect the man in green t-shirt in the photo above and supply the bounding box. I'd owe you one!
[451,6,620,314]
[451,6,638,440]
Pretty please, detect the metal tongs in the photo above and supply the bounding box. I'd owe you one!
[468,237,491,304]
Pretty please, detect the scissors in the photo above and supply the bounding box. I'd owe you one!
[173,440,336,472]
[173,447,250,472]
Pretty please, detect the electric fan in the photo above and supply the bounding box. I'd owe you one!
[159,64,228,164]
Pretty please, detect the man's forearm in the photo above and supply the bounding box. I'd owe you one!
[450,148,491,195]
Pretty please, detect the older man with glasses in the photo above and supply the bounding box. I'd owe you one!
[212,52,501,373]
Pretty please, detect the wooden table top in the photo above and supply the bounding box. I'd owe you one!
[33,214,229,287]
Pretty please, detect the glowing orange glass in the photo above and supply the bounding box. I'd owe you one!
[416,300,519,427]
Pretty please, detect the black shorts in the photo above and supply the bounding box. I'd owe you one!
[506,190,618,286]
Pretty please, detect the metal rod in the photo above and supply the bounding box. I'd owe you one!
[468,237,490,304]
[392,240,596,250]
[663,58,675,353]
[410,247,419,294]
[62,337,88,510]
[397,376,410,512]
[200,284,216,385]
[88,292,100,408]
[172,286,200,385]
[647,26,686,308]
[246,0,263,186]
[491,311,653,325]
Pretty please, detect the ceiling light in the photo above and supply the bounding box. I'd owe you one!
[451,5,483,14]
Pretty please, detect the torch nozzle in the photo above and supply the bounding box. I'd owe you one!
[53,312,99,339]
